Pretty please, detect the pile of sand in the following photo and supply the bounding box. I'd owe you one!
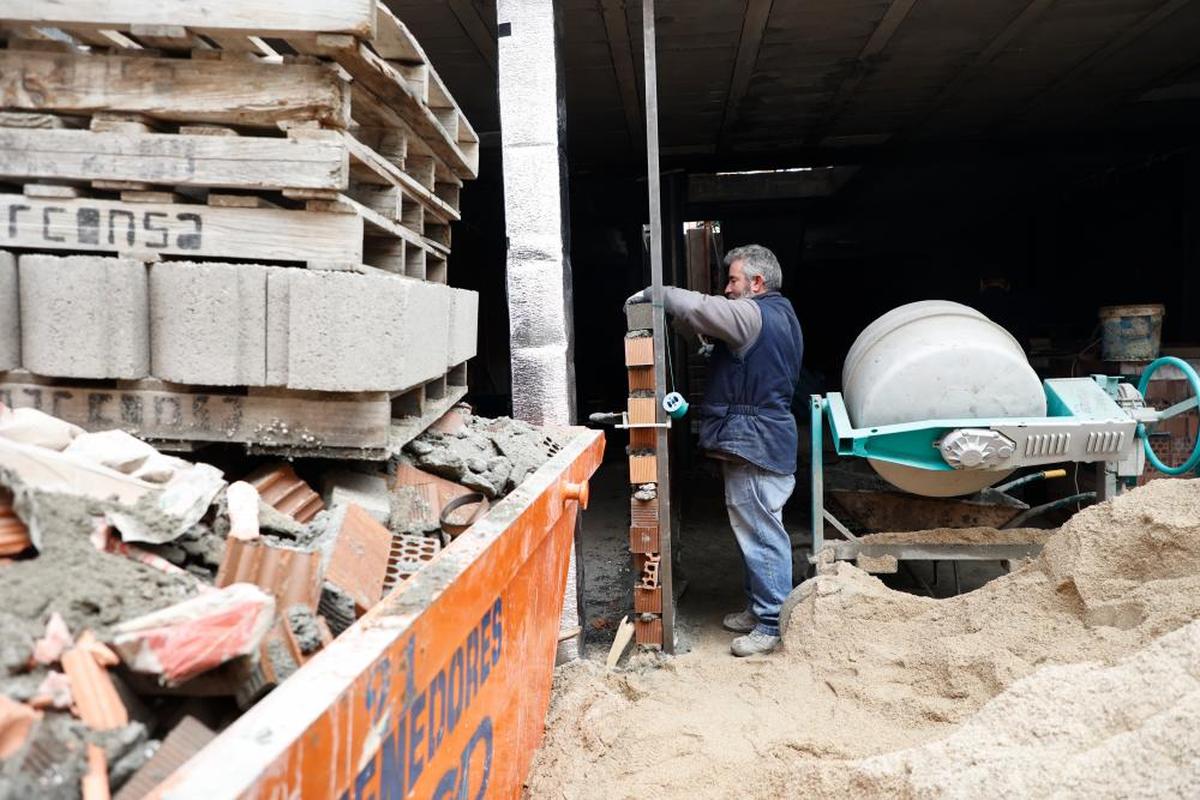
[526,479,1200,799]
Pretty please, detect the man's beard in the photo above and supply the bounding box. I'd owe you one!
[726,286,752,299]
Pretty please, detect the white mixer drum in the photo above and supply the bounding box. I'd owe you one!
[842,300,1046,497]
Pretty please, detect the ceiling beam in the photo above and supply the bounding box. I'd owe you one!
[716,0,773,150]
[599,0,643,150]
[806,0,920,145]
[919,0,1055,129]
[447,0,497,73]
[1010,0,1195,125]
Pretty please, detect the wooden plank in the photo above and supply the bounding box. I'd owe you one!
[717,0,772,147]
[0,110,83,128]
[341,132,460,223]
[0,376,392,450]
[0,49,352,129]
[310,37,478,179]
[306,193,425,251]
[599,0,643,149]
[0,127,349,190]
[0,0,377,38]
[0,193,364,263]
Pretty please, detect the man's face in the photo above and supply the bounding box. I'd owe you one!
[725,260,764,299]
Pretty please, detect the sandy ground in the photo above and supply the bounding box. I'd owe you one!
[528,474,1200,799]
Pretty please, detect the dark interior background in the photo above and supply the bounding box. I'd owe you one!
[391,0,1200,419]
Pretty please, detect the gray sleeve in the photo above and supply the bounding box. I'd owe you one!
[659,286,762,353]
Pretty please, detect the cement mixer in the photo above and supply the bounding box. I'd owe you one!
[809,300,1200,561]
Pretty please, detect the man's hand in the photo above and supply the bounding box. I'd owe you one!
[624,288,649,306]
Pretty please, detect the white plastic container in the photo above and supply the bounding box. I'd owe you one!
[842,300,1046,497]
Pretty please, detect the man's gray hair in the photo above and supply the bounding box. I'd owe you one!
[725,244,782,291]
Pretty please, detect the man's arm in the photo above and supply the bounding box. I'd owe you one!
[657,287,761,353]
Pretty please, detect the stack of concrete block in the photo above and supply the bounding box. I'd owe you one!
[4,251,466,394]
[0,1,481,444]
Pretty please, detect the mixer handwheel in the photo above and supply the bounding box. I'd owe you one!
[1138,356,1200,476]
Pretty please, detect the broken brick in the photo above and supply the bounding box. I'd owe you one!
[111,583,276,687]
[216,536,323,612]
[385,533,441,592]
[113,716,216,800]
[0,695,40,759]
[0,487,31,556]
[30,670,73,710]
[81,743,109,800]
[245,463,324,523]
[62,633,127,731]
[325,504,392,613]
[32,612,73,666]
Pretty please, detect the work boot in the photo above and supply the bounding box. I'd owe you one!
[722,609,756,633]
[731,630,780,657]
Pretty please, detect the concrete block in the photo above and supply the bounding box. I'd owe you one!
[149,261,269,386]
[284,270,408,392]
[18,254,148,379]
[625,301,653,332]
[320,468,390,525]
[285,271,451,392]
[0,251,18,370]
[400,280,450,387]
[265,270,290,386]
[448,288,479,367]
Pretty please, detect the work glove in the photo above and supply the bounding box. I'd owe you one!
[624,288,650,306]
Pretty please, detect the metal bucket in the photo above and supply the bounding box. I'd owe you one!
[1099,304,1164,361]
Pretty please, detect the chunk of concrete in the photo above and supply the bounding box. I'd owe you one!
[18,254,148,379]
[320,468,390,525]
[448,288,479,367]
[149,261,269,386]
[0,251,17,370]
[625,301,653,332]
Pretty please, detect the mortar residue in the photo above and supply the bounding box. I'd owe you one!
[0,489,199,644]
[405,415,563,499]
[526,478,1200,799]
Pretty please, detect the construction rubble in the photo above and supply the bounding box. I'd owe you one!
[0,404,561,799]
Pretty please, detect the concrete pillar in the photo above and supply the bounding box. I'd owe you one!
[497,0,580,659]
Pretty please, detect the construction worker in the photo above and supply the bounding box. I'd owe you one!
[627,244,803,656]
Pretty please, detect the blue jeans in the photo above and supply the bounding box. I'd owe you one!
[722,460,795,636]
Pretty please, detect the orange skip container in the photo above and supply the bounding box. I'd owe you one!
[152,428,604,799]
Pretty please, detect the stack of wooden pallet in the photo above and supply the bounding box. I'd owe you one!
[0,0,479,459]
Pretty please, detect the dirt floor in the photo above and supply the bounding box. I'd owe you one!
[529,464,1200,799]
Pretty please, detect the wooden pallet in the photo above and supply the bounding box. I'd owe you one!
[0,118,452,279]
[0,1,478,180]
[0,366,469,460]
